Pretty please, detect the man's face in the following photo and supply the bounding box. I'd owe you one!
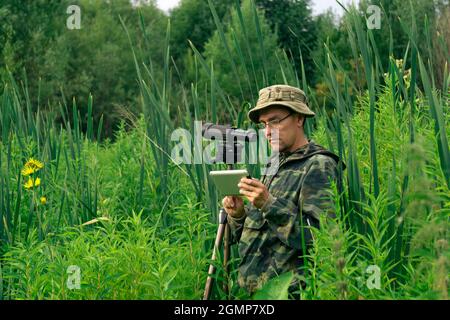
[258,106,303,153]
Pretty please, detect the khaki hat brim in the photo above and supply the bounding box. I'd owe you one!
[248,101,315,123]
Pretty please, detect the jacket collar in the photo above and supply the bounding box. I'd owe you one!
[281,140,323,161]
[266,139,345,169]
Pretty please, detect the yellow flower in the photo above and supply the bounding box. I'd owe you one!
[21,166,36,177]
[40,196,47,205]
[24,158,44,171]
[22,158,44,181]
[24,177,41,190]
[24,178,34,189]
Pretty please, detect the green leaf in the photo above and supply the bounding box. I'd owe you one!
[252,271,294,300]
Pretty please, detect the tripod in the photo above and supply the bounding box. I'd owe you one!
[203,164,233,300]
[200,123,256,300]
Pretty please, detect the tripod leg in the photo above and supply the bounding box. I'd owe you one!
[222,164,234,297]
[223,222,230,296]
[203,209,227,300]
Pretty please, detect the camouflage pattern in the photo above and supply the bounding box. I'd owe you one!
[227,140,343,294]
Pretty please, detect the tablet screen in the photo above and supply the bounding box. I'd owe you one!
[209,169,249,196]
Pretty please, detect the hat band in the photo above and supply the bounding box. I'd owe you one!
[257,90,306,105]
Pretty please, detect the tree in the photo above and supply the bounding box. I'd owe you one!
[0,0,168,139]
[203,0,284,107]
[254,0,317,82]
[358,0,448,70]
[0,0,66,91]
[169,0,235,64]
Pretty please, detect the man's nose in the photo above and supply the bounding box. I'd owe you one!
[265,125,272,138]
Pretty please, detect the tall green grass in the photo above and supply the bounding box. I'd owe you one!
[0,105,217,299]
[123,0,448,299]
[0,0,448,300]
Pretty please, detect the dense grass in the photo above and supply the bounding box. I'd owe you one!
[0,85,447,299]
[0,119,217,299]
[0,1,448,300]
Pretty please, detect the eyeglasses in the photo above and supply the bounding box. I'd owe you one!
[257,112,293,130]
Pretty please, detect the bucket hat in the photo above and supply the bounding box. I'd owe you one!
[248,84,315,123]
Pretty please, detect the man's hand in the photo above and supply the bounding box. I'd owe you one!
[222,196,245,219]
[238,178,270,209]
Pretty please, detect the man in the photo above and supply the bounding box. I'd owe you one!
[222,84,343,297]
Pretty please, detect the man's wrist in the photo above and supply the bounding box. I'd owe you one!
[228,208,247,222]
[260,194,276,213]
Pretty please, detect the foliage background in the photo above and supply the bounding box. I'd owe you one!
[0,0,448,300]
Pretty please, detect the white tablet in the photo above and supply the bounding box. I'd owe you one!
[209,169,249,196]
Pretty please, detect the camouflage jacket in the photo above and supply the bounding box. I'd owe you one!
[228,140,343,294]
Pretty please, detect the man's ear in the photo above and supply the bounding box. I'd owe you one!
[297,114,305,127]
